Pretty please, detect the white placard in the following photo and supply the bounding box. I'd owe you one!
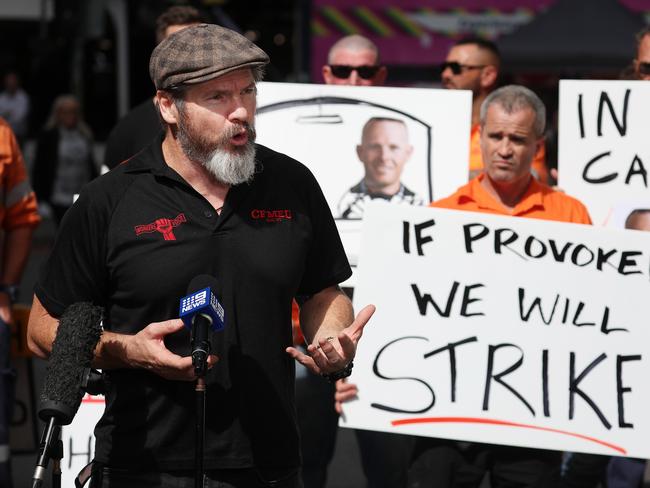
[60,394,104,485]
[559,80,650,226]
[256,82,471,283]
[343,201,650,458]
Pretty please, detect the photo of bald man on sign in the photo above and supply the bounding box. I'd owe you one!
[338,117,423,219]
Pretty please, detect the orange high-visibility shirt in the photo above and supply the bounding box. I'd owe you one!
[431,174,592,225]
[0,118,40,230]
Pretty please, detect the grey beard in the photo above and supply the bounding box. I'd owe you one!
[202,142,256,185]
[176,116,257,185]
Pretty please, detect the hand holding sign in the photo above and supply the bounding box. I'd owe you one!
[335,378,359,414]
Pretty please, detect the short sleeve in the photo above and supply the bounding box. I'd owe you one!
[35,185,111,317]
[296,167,351,296]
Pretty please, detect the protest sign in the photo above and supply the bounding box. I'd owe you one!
[60,395,104,485]
[343,202,650,457]
[256,82,471,283]
[559,80,650,226]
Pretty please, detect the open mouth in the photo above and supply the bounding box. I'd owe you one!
[230,130,248,146]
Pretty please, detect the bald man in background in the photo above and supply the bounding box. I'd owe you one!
[311,35,416,488]
[296,35,404,488]
[298,35,389,487]
[322,34,387,86]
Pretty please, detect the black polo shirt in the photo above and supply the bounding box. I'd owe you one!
[35,139,351,472]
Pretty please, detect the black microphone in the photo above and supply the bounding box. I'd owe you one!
[33,302,103,487]
[179,275,225,377]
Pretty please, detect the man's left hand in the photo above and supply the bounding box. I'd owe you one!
[286,304,375,376]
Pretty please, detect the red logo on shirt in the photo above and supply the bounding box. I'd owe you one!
[134,213,187,241]
[250,209,292,222]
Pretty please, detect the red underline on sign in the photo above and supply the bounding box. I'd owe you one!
[81,396,105,404]
[391,417,626,455]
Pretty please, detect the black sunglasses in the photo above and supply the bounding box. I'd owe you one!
[638,62,650,75]
[439,61,486,75]
[329,65,381,80]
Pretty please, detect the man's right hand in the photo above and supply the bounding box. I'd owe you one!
[335,378,359,414]
[121,319,218,381]
[27,295,218,381]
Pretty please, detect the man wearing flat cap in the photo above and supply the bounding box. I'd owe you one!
[27,23,374,487]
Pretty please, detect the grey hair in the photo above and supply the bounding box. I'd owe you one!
[328,34,380,64]
[480,85,546,137]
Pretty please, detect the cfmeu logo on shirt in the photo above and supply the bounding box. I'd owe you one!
[134,213,187,241]
[250,209,292,223]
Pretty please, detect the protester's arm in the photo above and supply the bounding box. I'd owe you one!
[286,285,374,376]
[0,226,33,323]
[27,295,213,381]
[2,226,33,286]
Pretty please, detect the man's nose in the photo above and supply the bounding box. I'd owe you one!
[348,69,362,85]
[378,146,391,160]
[229,100,249,122]
[441,65,456,83]
[497,138,513,156]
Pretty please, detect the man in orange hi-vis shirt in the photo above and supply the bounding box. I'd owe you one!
[431,85,588,225]
[407,86,590,487]
[0,117,40,488]
[440,37,548,184]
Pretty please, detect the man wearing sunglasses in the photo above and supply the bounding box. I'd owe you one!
[633,27,650,80]
[322,34,387,86]
[440,37,548,184]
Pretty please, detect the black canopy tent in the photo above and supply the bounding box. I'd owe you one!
[498,0,646,74]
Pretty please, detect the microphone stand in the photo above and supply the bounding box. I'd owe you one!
[191,314,211,488]
[195,375,206,488]
[32,417,61,488]
[33,368,105,488]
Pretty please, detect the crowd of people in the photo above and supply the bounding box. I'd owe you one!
[0,4,647,488]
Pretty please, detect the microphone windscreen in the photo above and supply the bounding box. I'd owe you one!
[39,302,103,424]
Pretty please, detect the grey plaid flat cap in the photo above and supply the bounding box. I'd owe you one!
[150,23,269,90]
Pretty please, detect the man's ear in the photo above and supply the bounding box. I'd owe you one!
[356,144,365,162]
[480,65,498,90]
[156,91,179,125]
[322,65,334,84]
[405,144,414,160]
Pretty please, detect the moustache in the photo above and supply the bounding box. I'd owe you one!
[221,122,256,142]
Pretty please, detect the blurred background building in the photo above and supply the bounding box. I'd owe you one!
[0,0,648,141]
